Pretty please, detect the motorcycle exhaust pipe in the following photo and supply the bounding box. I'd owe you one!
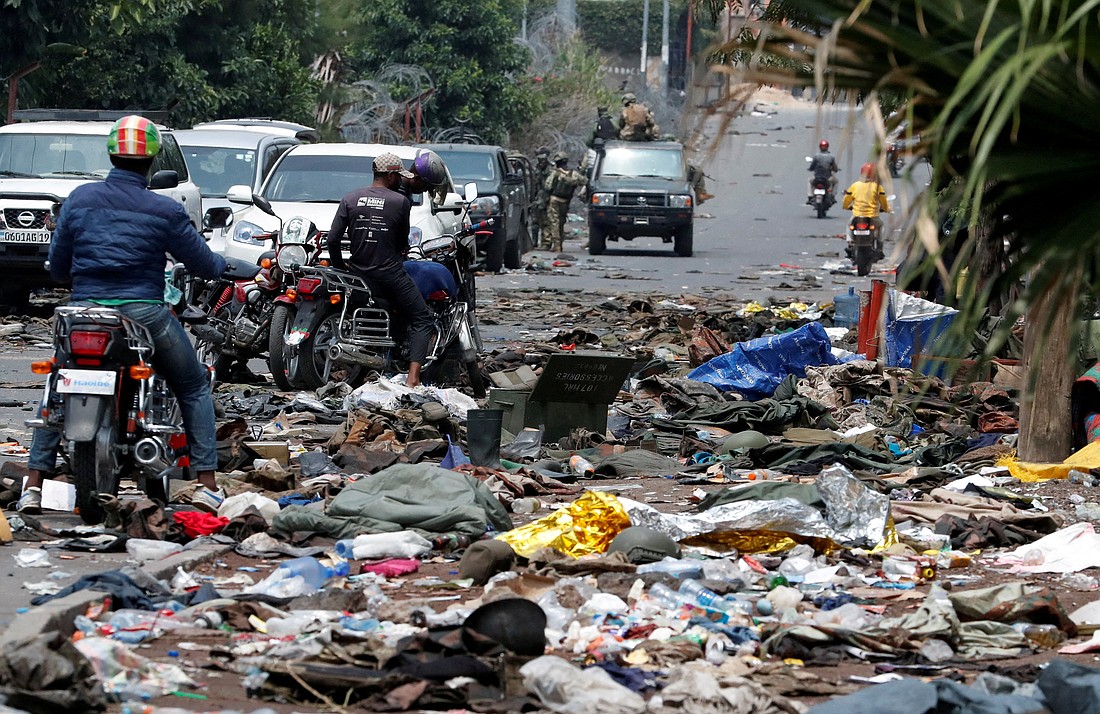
[133,437,166,466]
[327,343,385,369]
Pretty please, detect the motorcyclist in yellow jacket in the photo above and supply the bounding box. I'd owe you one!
[842,162,890,258]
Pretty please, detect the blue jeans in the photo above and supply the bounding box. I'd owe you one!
[28,302,218,473]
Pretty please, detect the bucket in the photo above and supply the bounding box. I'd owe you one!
[833,287,859,328]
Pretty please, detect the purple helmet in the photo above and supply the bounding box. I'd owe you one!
[413,150,447,187]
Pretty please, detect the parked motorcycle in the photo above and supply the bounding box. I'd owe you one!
[280,184,491,396]
[26,261,255,524]
[810,176,836,218]
[191,199,321,391]
[846,215,883,277]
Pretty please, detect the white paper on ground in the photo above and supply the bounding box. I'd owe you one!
[997,522,1100,573]
[22,476,76,512]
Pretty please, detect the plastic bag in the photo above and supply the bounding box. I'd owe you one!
[501,427,545,461]
[520,655,645,714]
[495,490,631,559]
[218,492,281,524]
[884,290,958,368]
[334,530,432,560]
[126,539,183,562]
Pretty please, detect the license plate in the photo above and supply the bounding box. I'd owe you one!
[56,369,117,395]
[853,230,871,235]
[0,230,50,244]
[814,189,826,195]
[633,217,649,225]
[286,329,308,347]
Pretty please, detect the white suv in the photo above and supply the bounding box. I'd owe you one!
[0,118,203,307]
[223,143,465,265]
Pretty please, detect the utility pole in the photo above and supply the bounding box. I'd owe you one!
[660,0,670,94]
[641,0,650,82]
[557,0,575,35]
[522,0,528,41]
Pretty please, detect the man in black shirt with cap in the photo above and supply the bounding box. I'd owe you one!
[327,152,433,387]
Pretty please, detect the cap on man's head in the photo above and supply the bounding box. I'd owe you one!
[536,147,550,158]
[373,152,414,178]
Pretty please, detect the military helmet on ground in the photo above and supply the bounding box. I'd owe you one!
[608,526,681,564]
[720,430,770,454]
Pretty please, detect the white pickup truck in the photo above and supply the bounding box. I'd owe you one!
[0,116,202,307]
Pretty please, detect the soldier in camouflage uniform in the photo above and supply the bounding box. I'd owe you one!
[531,147,552,249]
[543,151,587,252]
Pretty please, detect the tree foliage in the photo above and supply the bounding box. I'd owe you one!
[345,0,537,143]
[3,0,319,128]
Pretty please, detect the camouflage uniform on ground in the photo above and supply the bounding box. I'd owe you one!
[543,152,587,252]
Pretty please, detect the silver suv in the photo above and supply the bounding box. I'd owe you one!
[0,115,202,307]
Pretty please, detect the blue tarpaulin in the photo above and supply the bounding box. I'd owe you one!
[884,290,958,369]
[687,321,845,399]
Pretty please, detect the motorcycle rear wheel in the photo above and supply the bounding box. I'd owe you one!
[298,311,365,389]
[855,244,874,276]
[72,420,119,525]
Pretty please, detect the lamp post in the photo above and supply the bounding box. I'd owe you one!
[4,43,86,125]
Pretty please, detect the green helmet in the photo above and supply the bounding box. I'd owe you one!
[608,526,681,564]
[536,146,550,159]
[720,430,770,455]
[553,150,569,164]
[622,92,637,106]
[106,115,161,158]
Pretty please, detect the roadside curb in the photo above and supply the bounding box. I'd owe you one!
[0,542,233,647]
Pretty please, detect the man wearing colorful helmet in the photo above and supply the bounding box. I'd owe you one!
[842,162,891,259]
[17,115,228,516]
[327,152,433,387]
[807,139,839,204]
[400,149,449,205]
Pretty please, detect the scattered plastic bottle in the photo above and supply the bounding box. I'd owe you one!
[1069,469,1098,486]
[648,582,690,609]
[192,611,223,629]
[1020,548,1046,567]
[334,531,433,560]
[512,497,543,515]
[276,556,350,590]
[568,454,596,477]
[678,580,754,616]
[637,557,704,579]
[1011,623,1067,648]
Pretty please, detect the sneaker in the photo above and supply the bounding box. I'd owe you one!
[16,487,41,515]
[190,487,225,514]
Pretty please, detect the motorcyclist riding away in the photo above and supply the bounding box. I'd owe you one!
[18,115,229,515]
[327,153,433,388]
[807,139,839,203]
[842,162,891,259]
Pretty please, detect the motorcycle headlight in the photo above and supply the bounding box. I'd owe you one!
[469,195,501,215]
[419,235,456,257]
[232,220,268,246]
[591,192,615,206]
[669,194,693,209]
[277,243,308,271]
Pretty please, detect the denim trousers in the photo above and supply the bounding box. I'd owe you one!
[28,302,218,473]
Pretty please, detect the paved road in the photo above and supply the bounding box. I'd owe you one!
[479,97,926,312]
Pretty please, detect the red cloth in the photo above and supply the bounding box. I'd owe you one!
[358,558,420,577]
[173,511,229,538]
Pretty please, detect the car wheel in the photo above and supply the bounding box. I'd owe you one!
[504,234,522,270]
[674,224,693,257]
[588,223,607,256]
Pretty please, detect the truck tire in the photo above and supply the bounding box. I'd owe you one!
[674,225,694,257]
[504,235,522,269]
[588,223,607,255]
[485,229,506,273]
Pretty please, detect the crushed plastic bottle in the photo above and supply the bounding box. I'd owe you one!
[512,497,543,515]
[1011,623,1067,648]
[648,582,690,609]
[637,556,704,579]
[568,454,596,477]
[334,531,432,560]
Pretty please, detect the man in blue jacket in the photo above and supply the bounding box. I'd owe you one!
[17,115,228,516]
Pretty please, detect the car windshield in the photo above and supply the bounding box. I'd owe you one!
[598,147,683,179]
[0,133,112,178]
[263,153,422,205]
[179,145,257,197]
[435,151,496,182]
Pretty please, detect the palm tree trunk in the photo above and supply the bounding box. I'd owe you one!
[1017,276,1079,462]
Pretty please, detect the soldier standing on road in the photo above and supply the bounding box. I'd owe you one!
[543,151,587,253]
[531,147,553,250]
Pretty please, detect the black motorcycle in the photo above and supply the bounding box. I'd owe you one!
[810,176,836,218]
[280,188,490,396]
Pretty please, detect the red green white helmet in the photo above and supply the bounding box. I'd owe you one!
[107,115,161,158]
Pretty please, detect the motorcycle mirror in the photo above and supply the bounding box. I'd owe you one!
[463,182,479,203]
[253,195,277,217]
[203,206,233,230]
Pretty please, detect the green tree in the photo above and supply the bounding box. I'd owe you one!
[714,0,1100,460]
[346,0,537,142]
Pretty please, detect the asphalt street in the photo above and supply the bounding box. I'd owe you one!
[0,93,928,628]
